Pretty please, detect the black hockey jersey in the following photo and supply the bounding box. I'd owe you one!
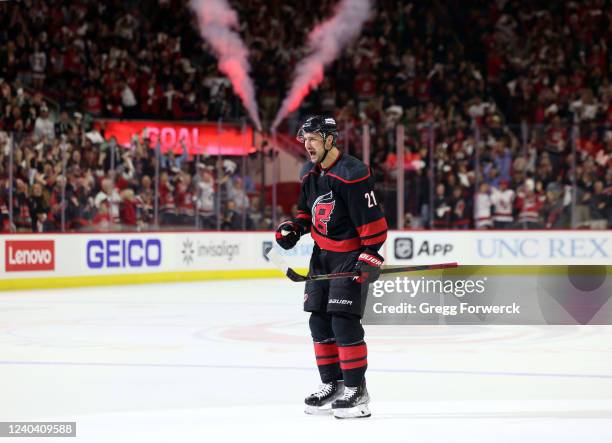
[294,153,387,253]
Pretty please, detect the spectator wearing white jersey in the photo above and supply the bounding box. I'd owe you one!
[33,105,54,141]
[474,182,493,229]
[94,178,121,224]
[516,182,545,229]
[491,180,516,229]
[194,165,216,229]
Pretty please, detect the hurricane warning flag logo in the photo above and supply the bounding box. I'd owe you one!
[312,191,335,234]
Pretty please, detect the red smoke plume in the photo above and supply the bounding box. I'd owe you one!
[190,0,262,131]
[271,0,373,131]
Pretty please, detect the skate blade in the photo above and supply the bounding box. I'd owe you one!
[333,403,371,419]
[305,405,333,415]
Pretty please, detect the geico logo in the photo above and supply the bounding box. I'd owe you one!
[87,239,162,268]
[8,247,52,265]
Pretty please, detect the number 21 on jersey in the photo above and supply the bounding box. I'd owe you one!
[365,191,378,208]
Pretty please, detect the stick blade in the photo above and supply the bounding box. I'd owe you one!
[286,268,307,282]
[266,246,308,282]
[265,247,289,275]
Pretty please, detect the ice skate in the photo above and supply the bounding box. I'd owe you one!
[331,379,370,419]
[304,380,344,415]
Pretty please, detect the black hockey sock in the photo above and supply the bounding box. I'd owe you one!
[314,340,342,383]
[338,341,367,387]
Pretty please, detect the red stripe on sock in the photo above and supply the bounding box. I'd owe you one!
[314,342,338,357]
[340,359,368,370]
[338,344,367,361]
[317,357,340,366]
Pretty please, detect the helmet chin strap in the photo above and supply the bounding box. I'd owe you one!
[317,133,333,166]
[318,146,331,165]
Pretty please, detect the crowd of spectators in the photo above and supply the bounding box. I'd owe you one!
[0,0,610,231]
[0,81,281,232]
[0,0,249,121]
[365,0,612,229]
[323,0,610,229]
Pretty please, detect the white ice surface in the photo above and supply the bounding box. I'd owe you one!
[0,279,611,443]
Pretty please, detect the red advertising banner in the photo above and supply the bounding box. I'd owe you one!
[96,120,256,156]
[5,240,55,272]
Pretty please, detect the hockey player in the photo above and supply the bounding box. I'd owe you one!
[275,116,388,419]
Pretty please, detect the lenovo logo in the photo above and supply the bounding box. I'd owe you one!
[5,240,55,272]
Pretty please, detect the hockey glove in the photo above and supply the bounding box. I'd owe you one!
[354,250,384,283]
[275,220,302,250]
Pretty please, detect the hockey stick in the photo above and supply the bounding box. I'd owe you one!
[266,248,458,282]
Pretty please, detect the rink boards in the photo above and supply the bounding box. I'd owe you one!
[0,230,610,290]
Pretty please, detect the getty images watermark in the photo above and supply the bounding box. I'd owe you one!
[362,266,612,325]
[370,276,520,316]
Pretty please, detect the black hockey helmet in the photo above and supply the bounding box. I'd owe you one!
[296,115,338,146]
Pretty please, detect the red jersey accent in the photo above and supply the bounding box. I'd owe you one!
[312,193,335,235]
[361,232,388,246]
[355,217,388,237]
[326,170,371,184]
[311,228,361,252]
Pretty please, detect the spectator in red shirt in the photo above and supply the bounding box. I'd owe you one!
[83,85,103,117]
